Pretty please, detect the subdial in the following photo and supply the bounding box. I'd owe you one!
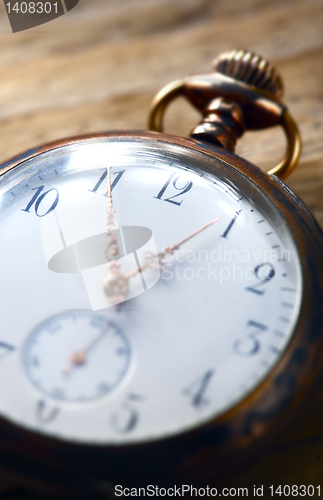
[23,312,131,403]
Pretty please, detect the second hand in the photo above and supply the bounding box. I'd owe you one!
[62,322,111,375]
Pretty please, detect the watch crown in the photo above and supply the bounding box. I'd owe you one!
[213,49,284,98]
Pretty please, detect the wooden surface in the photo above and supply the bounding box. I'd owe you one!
[0,0,322,228]
[0,0,323,497]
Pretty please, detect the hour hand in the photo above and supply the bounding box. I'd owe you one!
[103,166,127,307]
[105,166,121,261]
[104,261,129,305]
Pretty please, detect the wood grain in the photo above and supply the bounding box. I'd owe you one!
[0,0,322,496]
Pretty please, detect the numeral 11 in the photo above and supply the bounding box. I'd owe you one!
[89,169,125,196]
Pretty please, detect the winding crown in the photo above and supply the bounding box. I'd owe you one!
[213,49,283,98]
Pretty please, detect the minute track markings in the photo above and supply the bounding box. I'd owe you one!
[279,317,290,324]
[269,346,281,354]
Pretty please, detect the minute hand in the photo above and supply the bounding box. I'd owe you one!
[159,217,219,258]
[126,217,219,278]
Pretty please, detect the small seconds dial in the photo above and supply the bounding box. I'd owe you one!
[23,312,132,403]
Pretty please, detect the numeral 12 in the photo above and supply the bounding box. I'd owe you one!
[155,173,193,206]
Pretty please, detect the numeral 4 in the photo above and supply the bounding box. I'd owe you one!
[183,370,214,408]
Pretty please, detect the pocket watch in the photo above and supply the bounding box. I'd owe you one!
[0,50,322,498]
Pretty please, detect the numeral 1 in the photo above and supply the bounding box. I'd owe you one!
[221,211,241,238]
[89,169,125,196]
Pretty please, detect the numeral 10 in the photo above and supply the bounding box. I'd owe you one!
[22,186,59,217]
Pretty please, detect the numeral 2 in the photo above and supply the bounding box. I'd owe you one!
[245,263,276,295]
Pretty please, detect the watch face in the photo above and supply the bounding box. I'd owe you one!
[0,135,302,444]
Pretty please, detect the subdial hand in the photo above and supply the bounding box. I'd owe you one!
[62,322,111,375]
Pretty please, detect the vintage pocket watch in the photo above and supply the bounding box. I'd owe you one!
[0,50,322,497]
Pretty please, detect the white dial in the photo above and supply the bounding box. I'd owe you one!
[0,137,301,444]
[23,312,131,403]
